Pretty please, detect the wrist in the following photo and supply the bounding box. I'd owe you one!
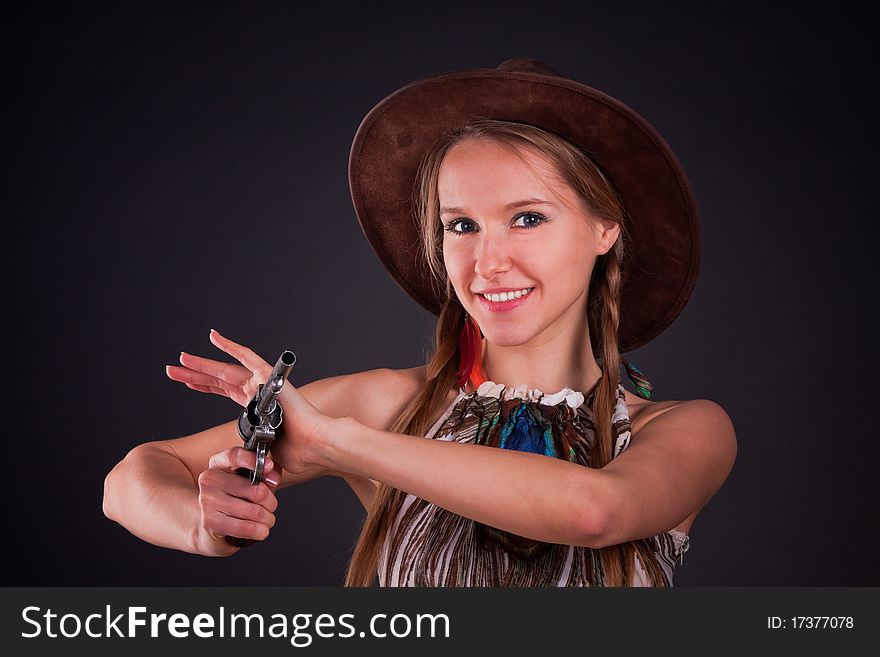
[319,415,359,477]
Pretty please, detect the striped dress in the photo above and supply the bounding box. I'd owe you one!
[378,379,691,586]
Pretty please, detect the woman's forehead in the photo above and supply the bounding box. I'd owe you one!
[438,139,573,208]
[441,137,554,173]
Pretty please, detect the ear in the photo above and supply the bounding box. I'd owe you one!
[592,216,621,256]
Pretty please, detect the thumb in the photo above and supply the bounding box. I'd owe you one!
[278,379,320,416]
[264,460,283,488]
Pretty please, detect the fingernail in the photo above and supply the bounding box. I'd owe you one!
[266,473,280,486]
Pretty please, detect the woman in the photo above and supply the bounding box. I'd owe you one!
[103,59,736,587]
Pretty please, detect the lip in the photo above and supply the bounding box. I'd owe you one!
[475,287,534,294]
[476,288,535,312]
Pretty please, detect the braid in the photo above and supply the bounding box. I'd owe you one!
[590,241,669,586]
[594,239,623,467]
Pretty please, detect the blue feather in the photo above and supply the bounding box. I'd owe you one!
[499,403,557,458]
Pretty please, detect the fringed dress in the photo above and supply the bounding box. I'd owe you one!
[378,379,691,586]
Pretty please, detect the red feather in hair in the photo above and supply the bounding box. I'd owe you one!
[456,315,487,389]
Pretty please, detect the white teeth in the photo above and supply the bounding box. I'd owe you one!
[482,287,534,303]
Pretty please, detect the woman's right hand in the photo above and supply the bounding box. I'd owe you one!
[194,446,282,556]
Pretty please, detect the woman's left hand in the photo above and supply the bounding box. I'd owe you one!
[171,329,336,480]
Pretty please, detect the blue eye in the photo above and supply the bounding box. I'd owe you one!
[443,218,476,235]
[513,212,547,229]
[443,212,548,236]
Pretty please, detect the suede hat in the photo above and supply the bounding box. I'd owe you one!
[348,58,700,354]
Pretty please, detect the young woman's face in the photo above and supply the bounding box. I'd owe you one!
[439,138,618,347]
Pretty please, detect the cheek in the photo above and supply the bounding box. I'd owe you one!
[555,235,591,264]
[546,239,594,291]
[442,240,467,276]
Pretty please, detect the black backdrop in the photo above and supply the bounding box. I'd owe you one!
[6,1,876,585]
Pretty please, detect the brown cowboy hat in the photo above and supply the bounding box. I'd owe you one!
[348,58,700,354]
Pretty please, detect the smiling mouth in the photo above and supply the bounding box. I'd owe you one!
[476,287,536,312]
[478,287,535,303]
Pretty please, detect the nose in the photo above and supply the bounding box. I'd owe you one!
[473,233,512,280]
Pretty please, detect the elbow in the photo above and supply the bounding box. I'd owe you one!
[578,501,609,549]
[102,473,116,521]
[102,446,142,522]
[575,472,613,549]
[103,460,125,522]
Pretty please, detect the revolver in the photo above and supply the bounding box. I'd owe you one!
[225,349,296,548]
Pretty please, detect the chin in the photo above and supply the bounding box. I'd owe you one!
[479,326,535,347]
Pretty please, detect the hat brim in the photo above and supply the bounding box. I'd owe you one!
[349,67,700,353]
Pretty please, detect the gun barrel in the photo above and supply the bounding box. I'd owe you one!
[256,350,296,414]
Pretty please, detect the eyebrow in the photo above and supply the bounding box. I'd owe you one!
[439,198,556,216]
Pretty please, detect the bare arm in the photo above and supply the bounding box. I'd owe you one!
[318,398,737,549]
[322,418,602,546]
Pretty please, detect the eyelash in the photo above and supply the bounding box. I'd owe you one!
[442,212,549,236]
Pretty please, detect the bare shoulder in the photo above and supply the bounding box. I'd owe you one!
[644,396,734,437]
[626,390,733,440]
[624,390,679,432]
[630,393,737,468]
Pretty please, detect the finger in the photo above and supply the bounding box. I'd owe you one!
[169,365,244,398]
[276,380,320,424]
[166,364,226,388]
[185,382,230,397]
[264,462,282,488]
[208,447,278,482]
[199,468,279,514]
[217,497,278,529]
[218,480,278,522]
[167,367,237,398]
[165,365,242,394]
[166,366,251,405]
[209,511,273,542]
[209,329,271,376]
[214,512,275,541]
[179,352,251,386]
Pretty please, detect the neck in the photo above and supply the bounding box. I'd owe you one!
[477,325,603,396]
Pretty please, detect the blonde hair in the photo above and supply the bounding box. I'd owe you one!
[344,118,669,586]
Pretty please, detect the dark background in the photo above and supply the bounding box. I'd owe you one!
[6,1,876,586]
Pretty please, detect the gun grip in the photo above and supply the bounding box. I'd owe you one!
[225,535,257,548]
